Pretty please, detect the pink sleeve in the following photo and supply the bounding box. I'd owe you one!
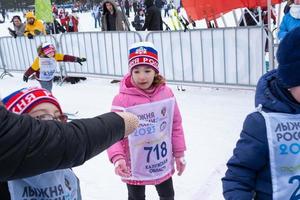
[107,141,126,163]
[171,98,187,158]
[107,94,126,163]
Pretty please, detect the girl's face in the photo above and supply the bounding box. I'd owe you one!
[28,102,67,122]
[46,51,55,58]
[131,65,156,90]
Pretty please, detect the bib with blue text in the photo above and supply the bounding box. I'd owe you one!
[39,57,57,81]
[124,98,175,181]
[8,169,81,200]
[261,111,300,200]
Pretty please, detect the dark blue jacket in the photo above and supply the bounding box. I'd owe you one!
[222,70,300,200]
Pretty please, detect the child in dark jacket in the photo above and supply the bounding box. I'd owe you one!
[222,26,300,200]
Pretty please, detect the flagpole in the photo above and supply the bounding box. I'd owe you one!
[267,0,274,71]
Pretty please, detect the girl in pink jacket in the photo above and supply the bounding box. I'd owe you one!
[107,41,186,200]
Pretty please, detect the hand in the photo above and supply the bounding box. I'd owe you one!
[27,33,34,39]
[34,29,41,35]
[8,28,17,38]
[76,57,87,65]
[114,159,131,177]
[175,157,186,176]
[23,75,28,82]
[115,112,139,137]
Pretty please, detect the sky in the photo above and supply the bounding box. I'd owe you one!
[0,6,271,200]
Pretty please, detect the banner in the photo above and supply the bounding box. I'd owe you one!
[35,0,53,23]
[182,0,281,21]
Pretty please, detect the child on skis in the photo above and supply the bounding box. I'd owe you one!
[23,42,86,92]
[107,41,186,200]
[0,87,81,200]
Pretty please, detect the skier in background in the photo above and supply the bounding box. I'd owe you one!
[23,42,86,92]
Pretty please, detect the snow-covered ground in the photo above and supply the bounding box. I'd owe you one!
[0,73,255,199]
[0,6,264,199]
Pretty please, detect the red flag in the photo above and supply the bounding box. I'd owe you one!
[182,0,281,21]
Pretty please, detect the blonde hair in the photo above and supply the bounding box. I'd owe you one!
[152,74,166,87]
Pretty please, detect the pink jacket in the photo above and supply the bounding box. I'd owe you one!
[107,74,186,185]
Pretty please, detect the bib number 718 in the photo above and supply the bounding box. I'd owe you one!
[144,141,167,163]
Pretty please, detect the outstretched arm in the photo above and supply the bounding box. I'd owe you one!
[0,106,138,181]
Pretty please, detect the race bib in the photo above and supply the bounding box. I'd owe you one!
[8,169,81,200]
[125,98,175,181]
[39,57,57,81]
[261,111,300,200]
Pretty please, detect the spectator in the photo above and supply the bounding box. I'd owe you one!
[8,15,25,38]
[142,0,163,30]
[222,26,300,200]
[1,9,6,22]
[24,12,46,39]
[278,0,300,40]
[132,8,145,31]
[65,13,79,32]
[133,0,139,15]
[155,0,165,10]
[125,0,130,17]
[45,18,66,34]
[164,1,171,17]
[58,9,68,30]
[101,0,128,31]
[92,4,101,28]
[0,87,82,200]
[0,97,139,181]
[52,3,59,17]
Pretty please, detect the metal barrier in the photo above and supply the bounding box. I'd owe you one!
[0,27,267,88]
[146,26,266,87]
[59,31,142,78]
[0,35,58,78]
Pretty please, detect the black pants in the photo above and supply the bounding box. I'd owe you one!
[127,177,174,200]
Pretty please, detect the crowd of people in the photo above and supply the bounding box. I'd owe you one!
[4,0,194,39]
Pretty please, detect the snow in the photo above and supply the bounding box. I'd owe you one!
[0,8,258,200]
[0,73,255,199]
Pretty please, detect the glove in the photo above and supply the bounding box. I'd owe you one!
[114,159,131,177]
[8,28,17,38]
[23,75,28,82]
[76,57,87,65]
[34,29,41,35]
[27,33,34,39]
[175,157,186,176]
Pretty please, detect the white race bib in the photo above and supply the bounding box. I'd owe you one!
[124,98,175,181]
[8,169,81,200]
[39,57,57,81]
[261,111,300,200]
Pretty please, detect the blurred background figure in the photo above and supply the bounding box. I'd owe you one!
[8,15,25,38]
